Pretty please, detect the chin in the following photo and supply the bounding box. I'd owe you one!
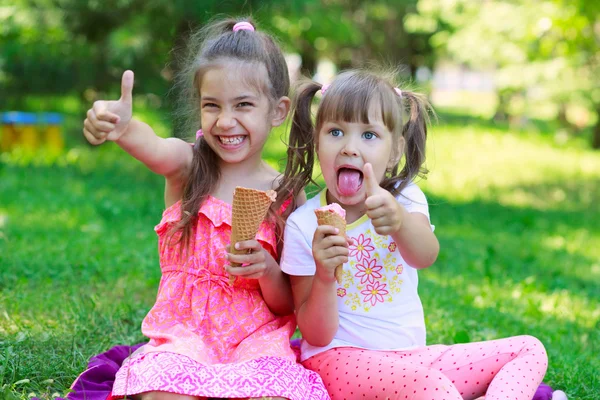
[329,187,364,206]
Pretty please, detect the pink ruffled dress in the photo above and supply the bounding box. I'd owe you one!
[111,195,329,400]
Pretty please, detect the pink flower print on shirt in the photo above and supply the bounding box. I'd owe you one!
[349,233,375,262]
[388,242,397,252]
[337,288,347,297]
[355,258,383,284]
[361,281,389,306]
[396,264,404,274]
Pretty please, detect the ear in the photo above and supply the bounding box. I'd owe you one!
[388,136,405,169]
[271,96,291,127]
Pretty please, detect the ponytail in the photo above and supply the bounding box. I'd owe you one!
[277,80,323,212]
[168,138,221,256]
[381,90,431,196]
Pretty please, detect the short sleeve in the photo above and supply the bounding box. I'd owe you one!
[280,212,317,276]
[397,183,434,230]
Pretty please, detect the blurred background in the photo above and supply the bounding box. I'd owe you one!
[1,1,599,399]
[1,0,600,150]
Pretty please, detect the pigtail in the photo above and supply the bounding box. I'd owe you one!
[168,138,221,256]
[276,80,322,214]
[385,90,431,196]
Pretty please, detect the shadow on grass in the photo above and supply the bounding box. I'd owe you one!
[427,177,599,299]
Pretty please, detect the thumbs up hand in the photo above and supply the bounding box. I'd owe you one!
[363,163,405,236]
[83,70,134,145]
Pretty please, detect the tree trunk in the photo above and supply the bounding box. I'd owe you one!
[494,90,512,122]
[593,106,600,149]
[299,42,317,78]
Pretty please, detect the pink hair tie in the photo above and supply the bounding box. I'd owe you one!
[321,84,330,95]
[394,88,403,97]
[196,129,203,139]
[233,22,255,32]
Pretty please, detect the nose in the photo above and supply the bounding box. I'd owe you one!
[341,136,360,157]
[216,110,236,130]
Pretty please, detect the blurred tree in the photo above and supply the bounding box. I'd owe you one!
[1,0,436,111]
[408,0,600,148]
[265,0,435,78]
[0,0,276,109]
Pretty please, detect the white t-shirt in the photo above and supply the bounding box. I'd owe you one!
[281,183,433,361]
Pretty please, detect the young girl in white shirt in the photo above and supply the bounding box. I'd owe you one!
[280,69,548,400]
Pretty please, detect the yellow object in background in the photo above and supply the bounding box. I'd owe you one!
[21,125,39,150]
[0,124,17,152]
[46,126,64,151]
[0,112,64,153]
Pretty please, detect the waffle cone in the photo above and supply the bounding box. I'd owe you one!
[228,187,277,285]
[314,209,347,284]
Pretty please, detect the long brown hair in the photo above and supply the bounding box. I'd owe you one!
[169,16,291,253]
[283,69,432,199]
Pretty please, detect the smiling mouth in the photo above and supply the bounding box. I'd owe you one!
[218,135,245,145]
[336,167,363,196]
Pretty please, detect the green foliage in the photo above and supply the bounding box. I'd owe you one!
[266,0,434,74]
[0,0,436,111]
[408,0,600,146]
[0,0,279,108]
[1,110,599,398]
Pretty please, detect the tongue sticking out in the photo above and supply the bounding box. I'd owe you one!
[337,169,362,196]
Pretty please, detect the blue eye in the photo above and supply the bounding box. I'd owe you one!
[363,131,376,140]
[330,129,343,137]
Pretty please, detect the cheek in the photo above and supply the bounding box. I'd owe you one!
[200,111,212,124]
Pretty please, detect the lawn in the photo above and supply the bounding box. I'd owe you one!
[0,109,599,399]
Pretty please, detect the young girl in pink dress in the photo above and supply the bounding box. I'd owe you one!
[280,69,549,400]
[82,17,328,400]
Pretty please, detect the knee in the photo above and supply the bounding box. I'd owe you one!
[521,335,547,355]
[519,335,549,369]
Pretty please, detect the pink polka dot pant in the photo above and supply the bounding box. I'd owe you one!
[302,335,548,400]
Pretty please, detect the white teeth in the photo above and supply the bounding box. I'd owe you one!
[219,136,244,145]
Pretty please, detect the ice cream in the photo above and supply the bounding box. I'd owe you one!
[314,203,347,284]
[229,187,277,285]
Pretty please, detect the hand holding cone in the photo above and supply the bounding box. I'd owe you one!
[314,203,347,284]
[229,187,277,285]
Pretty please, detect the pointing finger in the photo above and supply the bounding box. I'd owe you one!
[362,163,381,197]
[120,70,134,104]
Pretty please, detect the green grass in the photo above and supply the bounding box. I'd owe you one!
[1,111,599,399]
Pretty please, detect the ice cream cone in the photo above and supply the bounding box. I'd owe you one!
[314,204,347,284]
[228,187,277,285]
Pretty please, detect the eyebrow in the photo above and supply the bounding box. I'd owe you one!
[201,94,259,102]
[365,124,385,130]
[324,121,385,130]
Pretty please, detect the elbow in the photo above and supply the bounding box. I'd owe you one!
[303,332,336,347]
[413,241,440,270]
[298,319,338,347]
[272,302,295,317]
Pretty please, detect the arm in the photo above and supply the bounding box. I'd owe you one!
[225,241,294,316]
[83,71,192,177]
[83,71,193,205]
[257,255,295,315]
[290,224,349,346]
[363,163,439,269]
[115,119,193,180]
[391,209,439,269]
[290,273,339,347]
[256,190,309,315]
